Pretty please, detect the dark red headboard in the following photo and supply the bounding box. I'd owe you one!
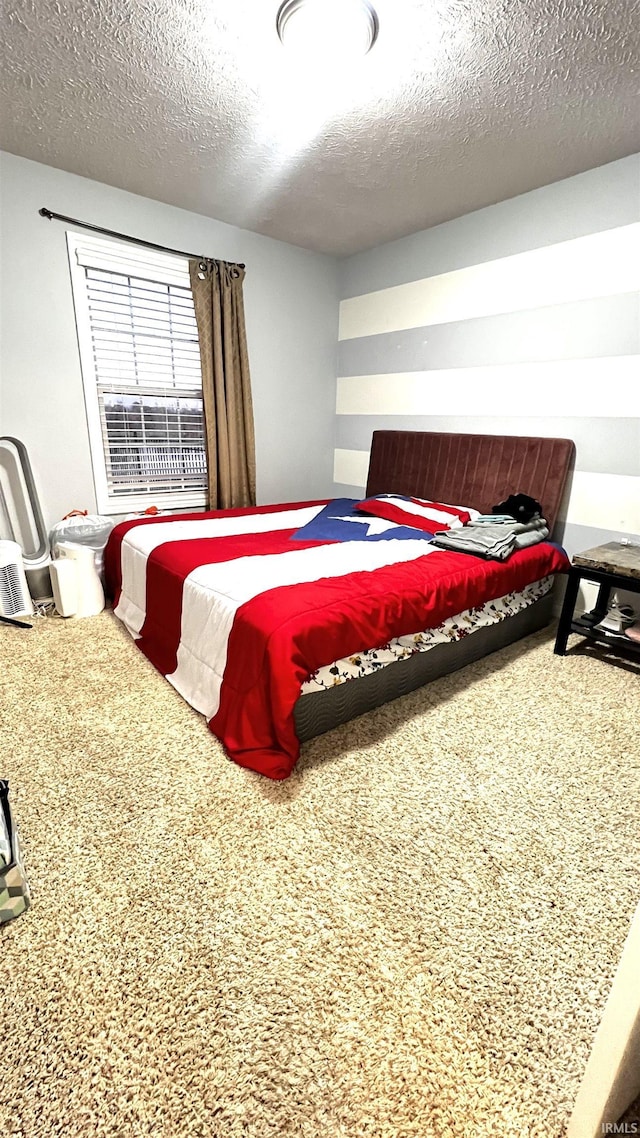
[365,431,575,535]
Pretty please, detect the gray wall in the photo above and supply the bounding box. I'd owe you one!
[334,154,640,563]
[0,152,339,530]
[2,149,639,577]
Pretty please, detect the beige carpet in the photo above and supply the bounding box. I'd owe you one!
[2,611,638,1138]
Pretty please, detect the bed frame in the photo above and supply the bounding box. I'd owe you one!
[294,430,575,742]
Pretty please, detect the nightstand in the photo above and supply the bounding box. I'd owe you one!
[554,542,640,657]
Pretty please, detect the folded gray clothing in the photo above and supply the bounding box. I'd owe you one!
[432,526,516,559]
[431,518,549,560]
[513,525,550,550]
[473,513,546,528]
[505,517,548,536]
[473,513,521,525]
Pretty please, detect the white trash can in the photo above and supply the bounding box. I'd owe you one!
[50,542,105,618]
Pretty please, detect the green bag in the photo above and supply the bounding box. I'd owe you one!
[0,779,31,924]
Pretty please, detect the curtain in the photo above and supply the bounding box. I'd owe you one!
[189,258,256,509]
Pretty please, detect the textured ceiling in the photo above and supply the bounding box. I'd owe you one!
[1,0,639,256]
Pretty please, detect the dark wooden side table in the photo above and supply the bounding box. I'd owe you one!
[554,542,640,657]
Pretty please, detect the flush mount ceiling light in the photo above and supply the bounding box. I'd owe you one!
[276,0,379,59]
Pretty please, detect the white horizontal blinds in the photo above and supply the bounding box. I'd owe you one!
[75,237,206,500]
[86,270,202,391]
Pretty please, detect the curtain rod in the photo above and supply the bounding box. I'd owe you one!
[38,208,245,269]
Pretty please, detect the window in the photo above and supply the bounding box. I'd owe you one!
[67,233,207,514]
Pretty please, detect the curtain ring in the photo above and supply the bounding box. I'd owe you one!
[195,258,242,281]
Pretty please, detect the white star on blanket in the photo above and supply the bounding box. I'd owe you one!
[339,515,399,536]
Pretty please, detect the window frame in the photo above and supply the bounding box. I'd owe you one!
[67,231,208,515]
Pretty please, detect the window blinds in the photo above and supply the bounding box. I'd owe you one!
[74,238,207,501]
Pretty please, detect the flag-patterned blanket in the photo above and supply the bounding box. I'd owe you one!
[105,501,569,780]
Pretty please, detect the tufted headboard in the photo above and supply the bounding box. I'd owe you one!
[365,431,575,535]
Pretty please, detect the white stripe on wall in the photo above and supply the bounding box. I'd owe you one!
[568,472,640,533]
[333,448,371,489]
[338,224,640,341]
[333,449,640,535]
[336,356,640,417]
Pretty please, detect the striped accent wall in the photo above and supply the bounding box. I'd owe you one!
[334,154,640,579]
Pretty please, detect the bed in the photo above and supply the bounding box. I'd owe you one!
[104,431,575,780]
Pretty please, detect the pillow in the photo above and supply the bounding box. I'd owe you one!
[355,494,479,533]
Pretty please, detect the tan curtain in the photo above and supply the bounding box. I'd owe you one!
[189,258,256,509]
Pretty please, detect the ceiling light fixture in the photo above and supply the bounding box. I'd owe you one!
[276,0,379,59]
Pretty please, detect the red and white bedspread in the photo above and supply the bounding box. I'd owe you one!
[104,501,569,781]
